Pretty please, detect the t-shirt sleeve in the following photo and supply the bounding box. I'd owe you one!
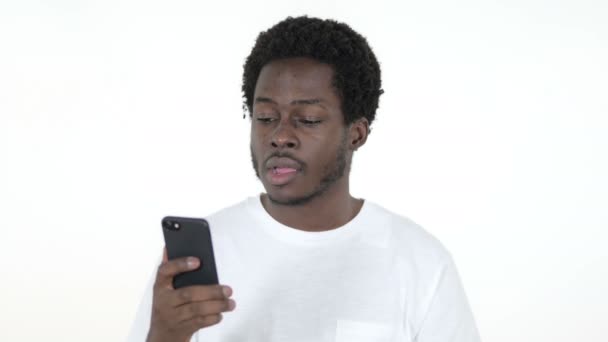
[413,256,481,342]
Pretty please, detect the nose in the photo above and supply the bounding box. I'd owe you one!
[270,120,299,149]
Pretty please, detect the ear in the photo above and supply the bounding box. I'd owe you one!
[348,117,369,151]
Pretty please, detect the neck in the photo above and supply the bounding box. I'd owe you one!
[260,179,363,232]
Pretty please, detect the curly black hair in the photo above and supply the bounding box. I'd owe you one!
[242,16,383,128]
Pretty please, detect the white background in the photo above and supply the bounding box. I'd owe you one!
[1,0,607,341]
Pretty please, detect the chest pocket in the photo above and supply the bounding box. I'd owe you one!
[335,319,393,342]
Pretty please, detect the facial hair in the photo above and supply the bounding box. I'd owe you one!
[250,130,349,206]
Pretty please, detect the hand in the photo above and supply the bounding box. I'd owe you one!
[146,248,236,342]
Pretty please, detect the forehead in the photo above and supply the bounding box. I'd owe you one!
[254,57,337,99]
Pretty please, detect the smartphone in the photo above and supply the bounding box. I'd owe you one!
[161,216,219,288]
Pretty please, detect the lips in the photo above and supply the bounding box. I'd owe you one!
[265,157,302,186]
[266,157,302,171]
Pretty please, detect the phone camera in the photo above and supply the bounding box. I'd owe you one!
[163,219,181,230]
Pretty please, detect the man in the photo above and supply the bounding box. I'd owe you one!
[128,16,481,342]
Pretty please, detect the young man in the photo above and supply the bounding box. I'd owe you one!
[129,16,481,342]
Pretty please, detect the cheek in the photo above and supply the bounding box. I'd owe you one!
[307,141,337,170]
[251,125,270,146]
[250,128,263,150]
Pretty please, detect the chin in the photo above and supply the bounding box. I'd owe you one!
[265,185,325,206]
[265,187,299,204]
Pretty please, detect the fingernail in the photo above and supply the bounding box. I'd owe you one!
[228,299,236,310]
[187,257,199,268]
[222,286,232,297]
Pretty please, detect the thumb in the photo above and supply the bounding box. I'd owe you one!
[162,246,168,262]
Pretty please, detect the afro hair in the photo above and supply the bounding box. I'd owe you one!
[242,16,383,128]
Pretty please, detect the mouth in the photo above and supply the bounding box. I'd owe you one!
[263,156,303,186]
[265,166,299,186]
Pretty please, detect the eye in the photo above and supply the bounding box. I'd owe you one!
[256,117,276,124]
[299,119,322,126]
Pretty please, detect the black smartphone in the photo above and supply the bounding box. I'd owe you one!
[161,216,219,288]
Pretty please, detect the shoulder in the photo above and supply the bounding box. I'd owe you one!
[205,197,251,220]
[365,201,452,264]
[202,196,256,235]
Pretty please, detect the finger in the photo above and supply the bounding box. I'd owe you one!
[154,257,200,289]
[171,285,232,307]
[175,299,234,322]
[162,246,168,262]
[180,313,223,332]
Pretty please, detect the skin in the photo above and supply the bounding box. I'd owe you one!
[146,250,235,342]
[148,57,370,341]
[250,57,369,231]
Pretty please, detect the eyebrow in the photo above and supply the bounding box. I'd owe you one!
[255,97,324,107]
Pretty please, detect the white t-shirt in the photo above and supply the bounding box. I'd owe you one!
[127,195,481,342]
